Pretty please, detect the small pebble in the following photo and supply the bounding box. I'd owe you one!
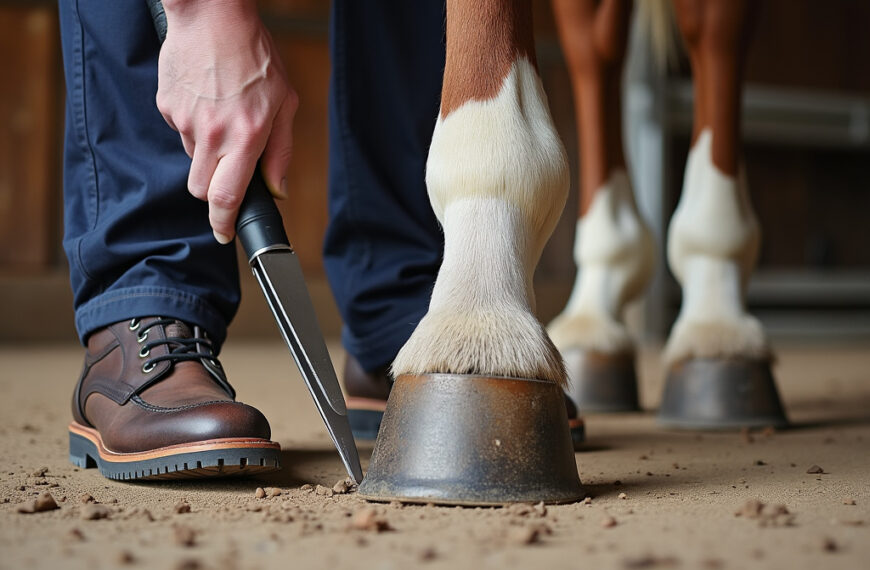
[300,484,314,491]
[81,504,111,520]
[254,487,266,499]
[80,494,95,504]
[31,467,49,478]
[174,500,191,514]
[174,559,201,570]
[583,497,592,505]
[601,516,617,528]
[66,528,85,542]
[315,485,334,497]
[843,498,856,506]
[174,525,196,547]
[333,479,351,494]
[506,525,539,545]
[350,508,391,532]
[17,492,59,514]
[618,493,628,500]
[807,464,825,474]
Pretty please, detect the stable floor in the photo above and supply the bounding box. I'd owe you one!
[0,341,868,570]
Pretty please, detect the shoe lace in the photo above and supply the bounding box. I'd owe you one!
[130,317,219,373]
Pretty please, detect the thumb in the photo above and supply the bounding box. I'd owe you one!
[260,94,297,199]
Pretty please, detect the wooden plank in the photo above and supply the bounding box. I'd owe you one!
[0,5,59,270]
[270,34,331,276]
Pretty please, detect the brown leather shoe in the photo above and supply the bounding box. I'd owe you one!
[69,317,280,480]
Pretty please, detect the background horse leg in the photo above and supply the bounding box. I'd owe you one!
[665,0,764,365]
[661,0,786,428]
[548,0,654,411]
[392,0,570,385]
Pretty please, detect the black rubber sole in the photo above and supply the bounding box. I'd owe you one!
[69,430,280,481]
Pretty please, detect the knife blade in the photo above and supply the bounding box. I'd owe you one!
[146,0,363,483]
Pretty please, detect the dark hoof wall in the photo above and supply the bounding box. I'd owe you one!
[358,374,584,506]
[563,349,640,413]
[658,358,788,430]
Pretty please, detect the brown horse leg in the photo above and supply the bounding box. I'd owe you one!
[392,0,571,384]
[547,0,654,374]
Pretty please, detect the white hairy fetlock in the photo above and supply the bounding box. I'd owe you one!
[664,129,769,366]
[548,170,654,355]
[391,57,570,385]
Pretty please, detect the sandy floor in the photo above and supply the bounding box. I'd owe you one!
[0,340,868,570]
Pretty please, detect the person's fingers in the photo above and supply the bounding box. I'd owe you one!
[179,133,196,160]
[259,93,298,199]
[207,153,257,244]
[188,145,219,201]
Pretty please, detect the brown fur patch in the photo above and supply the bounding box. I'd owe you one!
[440,0,536,118]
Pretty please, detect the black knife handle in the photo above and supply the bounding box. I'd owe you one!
[146,0,291,261]
[235,167,292,260]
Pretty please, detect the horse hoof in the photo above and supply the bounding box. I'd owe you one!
[563,349,640,413]
[358,373,584,506]
[658,358,788,430]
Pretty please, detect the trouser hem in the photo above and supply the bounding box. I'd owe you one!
[75,286,229,349]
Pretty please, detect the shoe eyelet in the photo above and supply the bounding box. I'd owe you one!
[137,330,149,343]
[138,346,150,358]
[142,361,156,373]
[128,319,140,331]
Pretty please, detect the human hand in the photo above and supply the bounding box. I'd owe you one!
[157,0,298,244]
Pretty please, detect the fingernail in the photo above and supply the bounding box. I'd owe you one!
[278,177,288,199]
[214,231,233,245]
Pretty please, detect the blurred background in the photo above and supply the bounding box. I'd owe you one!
[1,0,869,349]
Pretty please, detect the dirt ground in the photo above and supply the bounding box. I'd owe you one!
[0,340,868,570]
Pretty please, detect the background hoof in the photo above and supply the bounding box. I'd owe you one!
[658,358,788,430]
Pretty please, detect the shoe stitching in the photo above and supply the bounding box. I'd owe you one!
[130,395,243,413]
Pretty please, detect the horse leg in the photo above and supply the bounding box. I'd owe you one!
[547,0,654,409]
[391,0,570,385]
[664,0,766,366]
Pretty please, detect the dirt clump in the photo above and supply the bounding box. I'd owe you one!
[734,500,795,527]
[81,504,112,520]
[843,498,856,505]
[821,537,839,552]
[332,477,355,494]
[174,525,197,547]
[16,491,59,514]
[806,464,825,474]
[315,485,334,497]
[30,467,49,478]
[622,554,680,568]
[602,515,618,528]
[254,487,266,499]
[174,500,191,514]
[349,508,392,532]
[506,525,540,545]
[80,493,95,504]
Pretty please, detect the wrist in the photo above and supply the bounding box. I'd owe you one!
[162,0,259,29]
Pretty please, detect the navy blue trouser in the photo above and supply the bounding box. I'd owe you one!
[59,0,444,367]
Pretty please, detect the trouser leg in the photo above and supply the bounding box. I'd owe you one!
[58,0,240,348]
[324,0,446,371]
